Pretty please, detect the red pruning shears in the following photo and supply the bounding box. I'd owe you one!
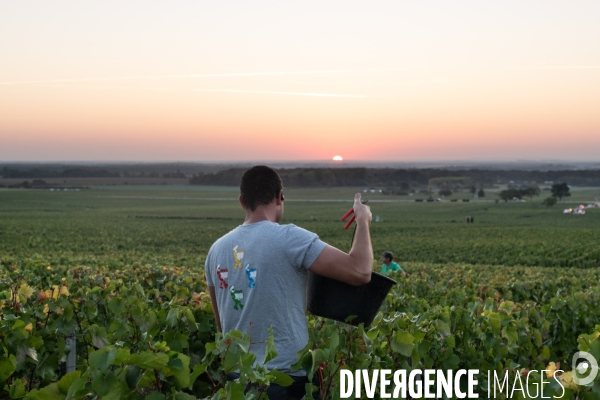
[341,199,368,230]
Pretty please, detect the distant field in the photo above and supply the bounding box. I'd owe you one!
[1,185,599,269]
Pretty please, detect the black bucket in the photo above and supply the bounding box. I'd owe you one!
[306,271,396,327]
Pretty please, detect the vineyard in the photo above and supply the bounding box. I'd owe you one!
[1,186,600,399]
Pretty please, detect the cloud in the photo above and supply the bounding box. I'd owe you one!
[2,65,596,86]
[23,84,368,98]
[0,68,403,86]
[526,65,600,69]
[157,88,367,98]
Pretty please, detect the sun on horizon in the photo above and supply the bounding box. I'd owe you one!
[333,155,343,161]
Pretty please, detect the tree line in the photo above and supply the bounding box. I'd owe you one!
[498,182,571,205]
[3,165,600,188]
[189,167,600,188]
[0,163,227,179]
[1,166,120,179]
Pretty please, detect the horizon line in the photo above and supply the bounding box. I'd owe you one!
[2,159,599,164]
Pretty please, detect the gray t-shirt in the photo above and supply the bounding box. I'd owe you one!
[205,220,327,375]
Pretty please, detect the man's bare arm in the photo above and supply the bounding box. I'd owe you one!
[208,286,222,332]
[309,193,373,286]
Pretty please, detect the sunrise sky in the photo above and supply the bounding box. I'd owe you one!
[1,1,599,162]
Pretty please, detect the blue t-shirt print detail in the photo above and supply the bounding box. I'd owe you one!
[245,264,257,288]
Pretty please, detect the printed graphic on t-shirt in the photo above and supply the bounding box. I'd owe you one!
[245,264,257,288]
[216,265,228,289]
[232,245,244,270]
[229,286,244,310]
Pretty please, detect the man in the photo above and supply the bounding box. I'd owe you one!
[381,251,406,276]
[205,166,373,399]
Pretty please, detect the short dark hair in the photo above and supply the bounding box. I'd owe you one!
[240,166,283,211]
[382,251,393,261]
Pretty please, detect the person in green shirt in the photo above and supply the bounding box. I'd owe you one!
[381,251,406,276]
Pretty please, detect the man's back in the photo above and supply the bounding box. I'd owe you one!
[205,220,326,374]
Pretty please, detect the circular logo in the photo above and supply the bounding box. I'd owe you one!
[572,351,599,386]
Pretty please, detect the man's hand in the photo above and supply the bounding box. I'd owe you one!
[308,193,374,286]
[352,193,372,225]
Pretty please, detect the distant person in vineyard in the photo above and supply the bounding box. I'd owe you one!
[381,251,407,276]
[205,165,373,400]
